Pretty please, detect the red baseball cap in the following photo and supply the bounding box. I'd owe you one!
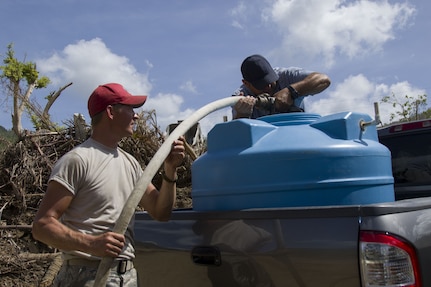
[88,83,148,117]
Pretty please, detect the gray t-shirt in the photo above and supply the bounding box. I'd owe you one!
[233,67,313,119]
[49,137,143,260]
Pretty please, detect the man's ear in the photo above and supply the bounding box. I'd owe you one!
[106,105,115,120]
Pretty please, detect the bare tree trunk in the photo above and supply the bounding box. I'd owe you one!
[12,82,22,136]
[12,81,36,136]
[43,82,73,118]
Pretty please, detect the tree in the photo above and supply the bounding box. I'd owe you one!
[0,125,16,151]
[0,43,50,136]
[381,92,428,123]
[420,107,431,119]
[26,81,73,131]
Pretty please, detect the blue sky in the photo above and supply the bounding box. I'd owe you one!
[1,0,429,134]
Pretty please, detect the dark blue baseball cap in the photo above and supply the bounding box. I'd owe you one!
[241,54,279,90]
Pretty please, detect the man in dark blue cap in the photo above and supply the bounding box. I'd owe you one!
[232,54,331,119]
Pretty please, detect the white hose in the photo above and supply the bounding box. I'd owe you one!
[93,96,242,286]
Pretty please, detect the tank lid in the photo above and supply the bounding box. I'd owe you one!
[259,113,321,126]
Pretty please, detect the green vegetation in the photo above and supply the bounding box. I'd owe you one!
[0,43,51,136]
[0,125,17,151]
[1,44,74,137]
[381,93,429,123]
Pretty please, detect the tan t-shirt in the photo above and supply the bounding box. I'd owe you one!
[49,137,143,260]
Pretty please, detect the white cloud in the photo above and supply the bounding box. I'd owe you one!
[36,38,153,100]
[180,80,198,94]
[307,74,427,125]
[28,37,230,134]
[264,0,416,67]
[307,74,375,115]
[143,92,195,133]
[229,1,247,29]
[33,38,196,131]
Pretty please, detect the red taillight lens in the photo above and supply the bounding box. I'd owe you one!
[360,231,421,287]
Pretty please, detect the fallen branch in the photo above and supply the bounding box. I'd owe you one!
[18,252,60,261]
[0,224,32,230]
[23,131,59,138]
[40,253,62,287]
[0,201,8,220]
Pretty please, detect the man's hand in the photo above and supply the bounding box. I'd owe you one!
[233,95,257,118]
[165,136,186,171]
[90,232,126,258]
[273,88,295,112]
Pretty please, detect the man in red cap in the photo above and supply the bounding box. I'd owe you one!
[32,83,185,286]
[232,54,331,119]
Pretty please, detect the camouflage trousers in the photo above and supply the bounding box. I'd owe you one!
[52,262,138,287]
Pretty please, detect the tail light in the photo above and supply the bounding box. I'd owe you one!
[360,231,421,287]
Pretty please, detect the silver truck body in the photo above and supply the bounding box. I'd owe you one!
[134,198,431,286]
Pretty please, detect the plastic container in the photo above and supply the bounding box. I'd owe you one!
[191,112,394,211]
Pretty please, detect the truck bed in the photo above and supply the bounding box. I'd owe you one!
[134,197,431,286]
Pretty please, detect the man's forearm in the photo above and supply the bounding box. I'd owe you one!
[32,217,92,253]
[291,72,331,96]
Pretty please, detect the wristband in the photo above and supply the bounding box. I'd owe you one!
[288,85,301,99]
[160,170,177,183]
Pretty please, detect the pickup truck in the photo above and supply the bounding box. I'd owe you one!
[133,113,431,287]
[377,118,431,200]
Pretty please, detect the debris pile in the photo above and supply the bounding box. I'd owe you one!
[0,110,198,286]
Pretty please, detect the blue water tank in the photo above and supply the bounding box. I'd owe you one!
[191,112,394,211]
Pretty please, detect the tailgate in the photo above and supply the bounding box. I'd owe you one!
[134,206,362,287]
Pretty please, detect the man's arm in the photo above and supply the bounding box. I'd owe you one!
[140,137,185,221]
[32,181,125,258]
[290,72,331,96]
[274,72,331,112]
[232,95,257,119]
